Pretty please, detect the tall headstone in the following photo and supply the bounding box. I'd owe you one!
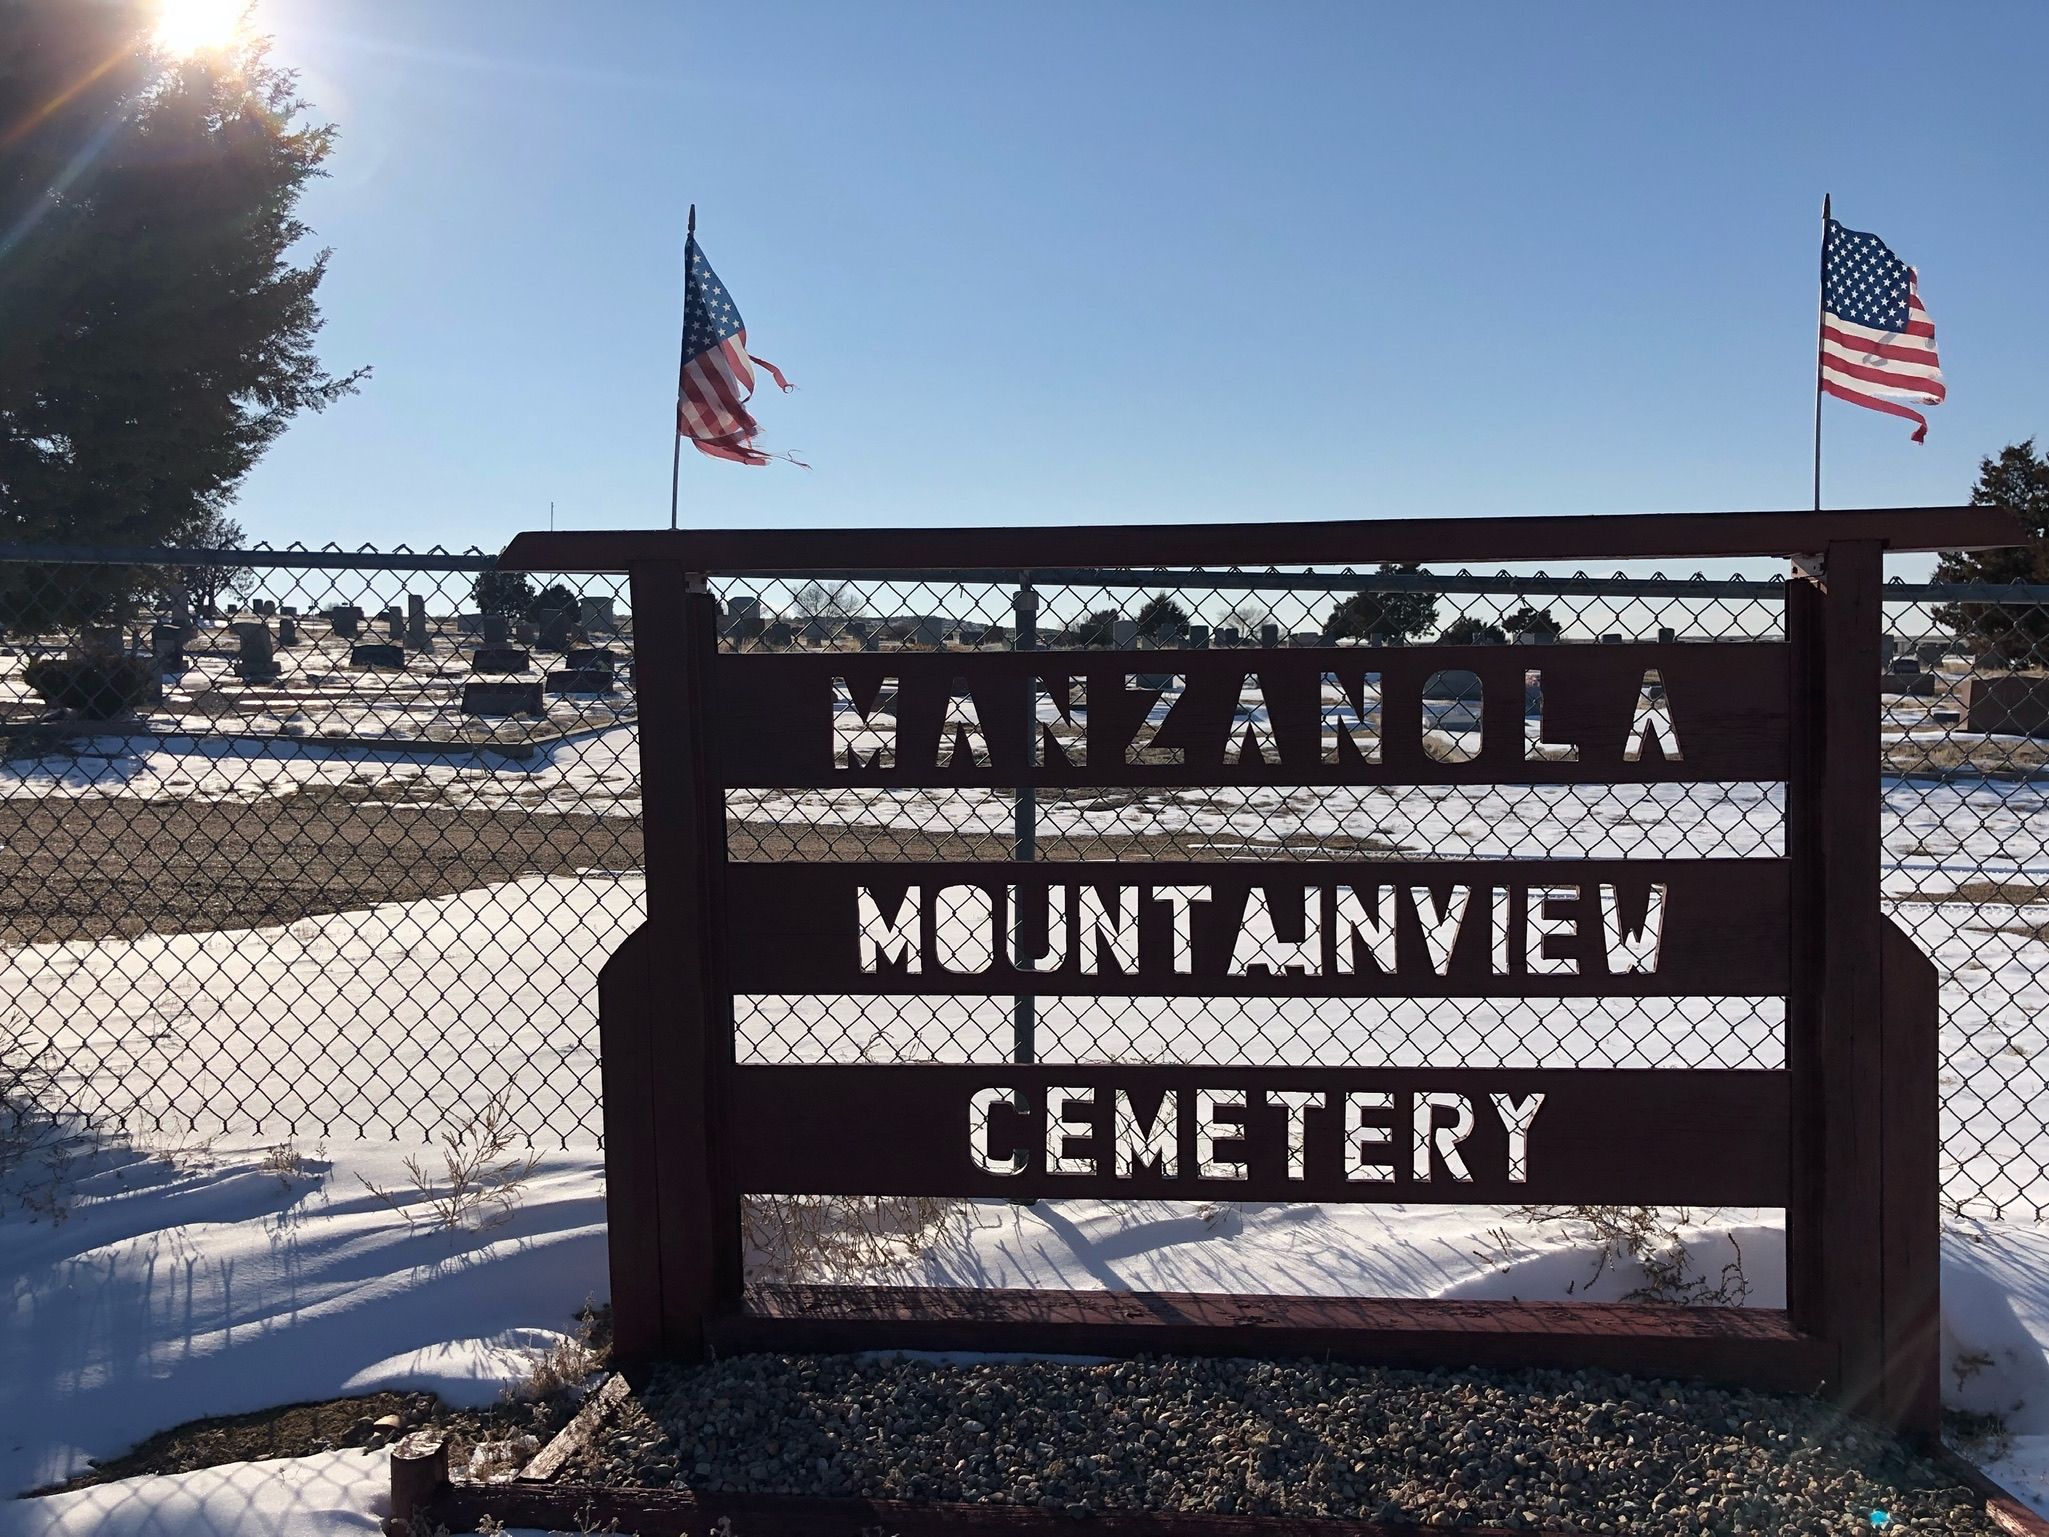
[1657,627,1677,645]
[385,612,404,642]
[579,596,616,633]
[407,594,429,651]
[514,620,538,646]
[539,607,573,651]
[1218,626,1240,648]
[330,606,361,639]
[1259,623,1281,649]
[151,624,186,672]
[481,612,510,645]
[1113,619,1139,649]
[1187,623,1210,649]
[172,581,194,638]
[237,623,279,682]
[276,615,298,647]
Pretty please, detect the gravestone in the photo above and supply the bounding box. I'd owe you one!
[538,608,574,650]
[1218,626,1240,647]
[567,647,618,672]
[1965,675,2049,736]
[1421,669,1483,701]
[351,643,406,670]
[1110,619,1137,649]
[384,613,404,642]
[481,612,511,645]
[407,594,429,651]
[1187,623,1210,649]
[276,615,298,648]
[151,624,186,672]
[329,606,361,639]
[1601,634,1623,644]
[237,624,279,682]
[1658,627,1677,645]
[1918,642,1947,667]
[763,620,794,647]
[1155,621,1186,647]
[171,580,193,636]
[1258,623,1280,648]
[1290,631,1320,647]
[471,647,531,673]
[1889,657,1921,676]
[253,599,276,617]
[462,680,544,716]
[548,668,617,693]
[580,596,616,633]
[78,625,120,657]
[280,605,298,618]
[860,632,880,652]
[1879,636,1899,665]
[515,620,539,646]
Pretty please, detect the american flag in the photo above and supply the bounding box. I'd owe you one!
[1820,218,1944,443]
[677,232,790,465]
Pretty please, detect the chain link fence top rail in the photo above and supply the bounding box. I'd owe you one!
[3,545,2047,1219]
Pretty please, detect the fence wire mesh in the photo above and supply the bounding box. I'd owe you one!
[2,547,2046,1220]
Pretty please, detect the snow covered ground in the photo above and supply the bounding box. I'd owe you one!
[7,1129,2049,1528]
[8,694,2049,1526]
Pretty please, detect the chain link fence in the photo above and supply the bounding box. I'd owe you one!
[3,546,2046,1219]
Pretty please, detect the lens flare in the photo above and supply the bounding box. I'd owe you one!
[151,0,248,57]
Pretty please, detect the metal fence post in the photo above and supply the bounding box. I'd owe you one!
[1013,579,1038,1066]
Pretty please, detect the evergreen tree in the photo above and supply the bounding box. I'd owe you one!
[1135,592,1188,637]
[1932,442,2049,666]
[1503,604,1561,641]
[473,570,537,619]
[0,1,364,546]
[1439,615,1506,645]
[1323,565,1438,643]
[1073,607,1121,647]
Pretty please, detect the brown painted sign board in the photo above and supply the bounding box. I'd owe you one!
[501,505,2020,1440]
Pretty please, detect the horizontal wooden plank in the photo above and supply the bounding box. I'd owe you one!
[726,1065,1788,1205]
[709,643,1785,789]
[725,859,1788,997]
[714,1286,1834,1392]
[498,505,2017,572]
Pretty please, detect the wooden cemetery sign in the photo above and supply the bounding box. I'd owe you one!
[505,506,2015,1438]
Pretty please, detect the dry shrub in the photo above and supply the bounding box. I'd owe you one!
[743,1193,967,1284]
[0,1012,86,1220]
[1510,1204,1750,1306]
[361,1096,542,1234]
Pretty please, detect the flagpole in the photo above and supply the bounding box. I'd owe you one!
[669,203,696,531]
[1812,193,1830,513]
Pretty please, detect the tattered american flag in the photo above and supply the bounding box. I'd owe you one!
[677,233,791,465]
[1820,218,1944,443]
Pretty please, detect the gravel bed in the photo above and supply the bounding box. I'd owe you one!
[558,1354,2001,1534]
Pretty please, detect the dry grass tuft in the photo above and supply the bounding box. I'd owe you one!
[360,1096,541,1234]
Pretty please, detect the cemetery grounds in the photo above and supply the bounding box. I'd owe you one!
[5,554,2049,1533]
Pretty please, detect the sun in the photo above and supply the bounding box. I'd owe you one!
[151,0,249,56]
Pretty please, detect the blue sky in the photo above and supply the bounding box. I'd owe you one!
[242,1,2049,559]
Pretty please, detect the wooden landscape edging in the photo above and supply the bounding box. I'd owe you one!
[506,510,1990,1448]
